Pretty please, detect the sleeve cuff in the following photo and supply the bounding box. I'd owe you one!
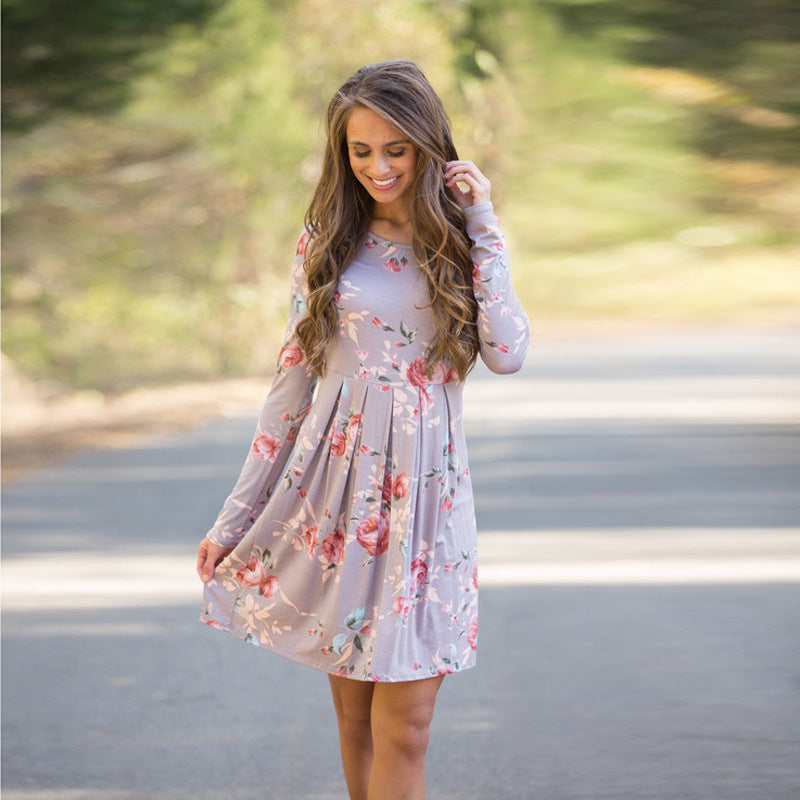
[463,201,496,237]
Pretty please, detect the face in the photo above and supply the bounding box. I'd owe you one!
[346,106,418,215]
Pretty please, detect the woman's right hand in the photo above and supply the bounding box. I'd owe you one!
[196,537,234,583]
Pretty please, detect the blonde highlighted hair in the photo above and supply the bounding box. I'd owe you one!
[295,60,479,380]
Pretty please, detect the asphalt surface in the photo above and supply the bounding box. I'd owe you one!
[3,327,800,800]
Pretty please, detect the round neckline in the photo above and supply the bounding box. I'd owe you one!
[367,231,415,249]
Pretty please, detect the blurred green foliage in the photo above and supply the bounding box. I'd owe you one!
[3,0,799,392]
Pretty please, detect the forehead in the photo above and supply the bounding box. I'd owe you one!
[346,106,409,145]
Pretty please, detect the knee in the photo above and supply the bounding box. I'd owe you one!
[373,709,433,759]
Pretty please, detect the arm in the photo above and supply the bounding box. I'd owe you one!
[465,201,530,373]
[201,231,318,564]
[444,160,530,374]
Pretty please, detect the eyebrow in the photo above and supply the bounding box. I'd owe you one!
[348,139,412,148]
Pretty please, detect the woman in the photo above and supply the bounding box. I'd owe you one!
[197,59,529,799]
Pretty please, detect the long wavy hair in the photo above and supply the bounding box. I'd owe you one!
[295,60,480,380]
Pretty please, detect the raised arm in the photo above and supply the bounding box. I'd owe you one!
[465,202,530,373]
[444,160,530,374]
[205,231,318,550]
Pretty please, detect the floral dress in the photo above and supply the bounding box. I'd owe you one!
[200,202,529,681]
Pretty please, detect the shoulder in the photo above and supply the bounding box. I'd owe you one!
[295,227,313,257]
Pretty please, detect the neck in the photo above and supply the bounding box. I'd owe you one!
[369,214,414,245]
[372,213,411,227]
[369,195,412,227]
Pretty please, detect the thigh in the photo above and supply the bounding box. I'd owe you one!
[371,675,444,726]
[328,674,376,720]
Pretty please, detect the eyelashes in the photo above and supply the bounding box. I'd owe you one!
[353,150,407,159]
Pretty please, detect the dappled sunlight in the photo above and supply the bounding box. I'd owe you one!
[2,548,200,612]
[464,374,800,424]
[478,528,800,586]
[4,527,799,616]
[33,462,234,484]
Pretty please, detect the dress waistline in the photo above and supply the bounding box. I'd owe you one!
[326,365,460,389]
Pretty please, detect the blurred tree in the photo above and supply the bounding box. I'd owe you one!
[3,0,798,393]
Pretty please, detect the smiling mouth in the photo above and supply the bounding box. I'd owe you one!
[368,176,400,190]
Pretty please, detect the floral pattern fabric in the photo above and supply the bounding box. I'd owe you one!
[200,202,529,681]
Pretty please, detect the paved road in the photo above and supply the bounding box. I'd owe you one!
[3,327,800,800]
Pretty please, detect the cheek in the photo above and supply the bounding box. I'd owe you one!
[403,150,419,176]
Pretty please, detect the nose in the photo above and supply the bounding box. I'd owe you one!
[372,152,391,176]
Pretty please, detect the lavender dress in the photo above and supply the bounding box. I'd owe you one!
[200,202,529,681]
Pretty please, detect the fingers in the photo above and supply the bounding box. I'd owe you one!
[196,539,209,581]
[444,160,491,207]
[197,538,229,583]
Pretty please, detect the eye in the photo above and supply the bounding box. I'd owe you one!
[388,149,406,158]
[354,151,370,159]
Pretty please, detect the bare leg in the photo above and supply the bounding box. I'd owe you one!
[328,675,375,800]
[367,675,444,800]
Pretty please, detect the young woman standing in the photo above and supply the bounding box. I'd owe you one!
[197,60,529,800]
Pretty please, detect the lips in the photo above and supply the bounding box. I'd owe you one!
[368,176,400,190]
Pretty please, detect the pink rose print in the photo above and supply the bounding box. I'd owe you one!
[467,617,478,650]
[372,316,384,327]
[393,595,411,619]
[429,361,454,384]
[356,510,390,557]
[347,414,362,442]
[406,357,429,388]
[252,433,281,462]
[237,556,268,590]
[383,256,407,273]
[296,231,309,255]
[303,524,318,557]
[473,564,479,590]
[278,343,304,368]
[235,554,279,598]
[321,528,346,564]
[381,470,393,505]
[392,473,409,499]
[333,290,341,307]
[410,557,428,588]
[260,574,279,598]
[329,430,347,457]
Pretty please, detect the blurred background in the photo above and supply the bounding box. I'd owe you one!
[3,0,799,400]
[3,4,800,799]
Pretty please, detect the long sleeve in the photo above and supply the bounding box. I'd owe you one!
[206,231,318,548]
[465,202,530,373]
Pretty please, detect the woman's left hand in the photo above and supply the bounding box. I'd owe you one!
[444,160,492,209]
